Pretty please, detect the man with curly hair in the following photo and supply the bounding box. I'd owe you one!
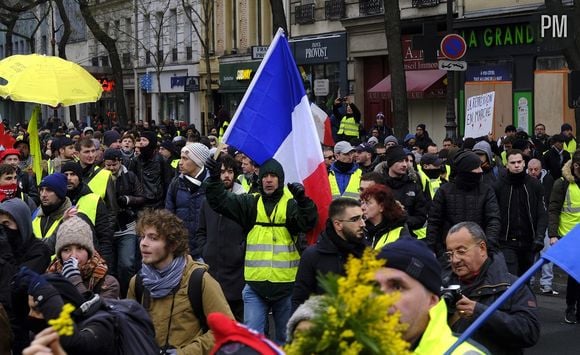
[127,209,233,354]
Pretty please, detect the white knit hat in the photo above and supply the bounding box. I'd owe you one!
[55,216,95,259]
[181,143,210,168]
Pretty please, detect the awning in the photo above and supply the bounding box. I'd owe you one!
[368,69,447,99]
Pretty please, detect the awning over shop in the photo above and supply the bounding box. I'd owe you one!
[368,69,447,99]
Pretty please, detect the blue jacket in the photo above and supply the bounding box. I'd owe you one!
[165,169,208,258]
[329,162,359,194]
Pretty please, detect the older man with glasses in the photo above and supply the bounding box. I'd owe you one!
[443,221,540,355]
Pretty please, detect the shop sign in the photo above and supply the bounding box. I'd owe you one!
[170,76,187,88]
[184,76,200,92]
[314,79,329,96]
[236,69,253,81]
[291,33,346,64]
[466,63,512,82]
[460,24,535,49]
[403,35,445,71]
[252,46,268,60]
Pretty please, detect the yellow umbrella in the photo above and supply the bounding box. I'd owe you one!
[0,54,103,107]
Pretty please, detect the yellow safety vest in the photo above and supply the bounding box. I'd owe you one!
[170,159,179,169]
[76,193,100,225]
[417,168,442,200]
[414,300,486,354]
[336,116,359,138]
[564,139,577,156]
[218,121,229,143]
[328,169,362,200]
[501,151,507,166]
[558,182,580,236]
[32,213,62,240]
[244,194,300,283]
[374,226,404,250]
[87,168,111,200]
[238,175,251,193]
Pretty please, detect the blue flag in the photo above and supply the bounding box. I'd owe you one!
[543,223,580,282]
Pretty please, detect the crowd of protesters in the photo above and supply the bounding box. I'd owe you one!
[0,107,576,354]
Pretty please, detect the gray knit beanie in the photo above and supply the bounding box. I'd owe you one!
[181,143,210,168]
[286,295,323,342]
[55,216,95,259]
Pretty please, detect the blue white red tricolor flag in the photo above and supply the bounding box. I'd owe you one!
[310,102,335,147]
[222,28,331,244]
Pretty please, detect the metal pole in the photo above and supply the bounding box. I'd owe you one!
[133,0,140,124]
[444,0,457,140]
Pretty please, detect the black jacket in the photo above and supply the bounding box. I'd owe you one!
[493,173,547,246]
[112,167,146,230]
[426,181,501,258]
[543,147,570,180]
[384,174,427,233]
[197,183,246,302]
[135,154,172,209]
[291,224,364,313]
[446,254,540,355]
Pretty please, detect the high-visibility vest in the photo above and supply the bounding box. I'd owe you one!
[32,212,62,240]
[336,116,359,138]
[76,193,100,225]
[374,226,404,250]
[238,175,251,193]
[218,121,229,143]
[564,139,577,156]
[558,182,580,236]
[328,169,362,200]
[417,168,442,200]
[501,151,507,166]
[170,159,179,169]
[47,159,55,174]
[87,168,111,200]
[244,194,300,283]
[413,300,486,354]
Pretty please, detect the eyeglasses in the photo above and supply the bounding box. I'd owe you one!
[444,243,481,261]
[336,215,364,223]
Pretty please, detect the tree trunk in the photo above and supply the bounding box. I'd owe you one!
[78,0,128,128]
[383,0,408,138]
[269,0,287,36]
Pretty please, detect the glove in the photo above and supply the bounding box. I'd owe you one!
[533,240,545,254]
[117,195,129,207]
[287,182,306,202]
[12,266,43,293]
[205,157,221,179]
[61,257,81,279]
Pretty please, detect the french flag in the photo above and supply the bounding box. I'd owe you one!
[310,102,335,147]
[222,28,331,244]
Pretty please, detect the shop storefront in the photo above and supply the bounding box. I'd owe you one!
[289,32,348,113]
[218,60,262,115]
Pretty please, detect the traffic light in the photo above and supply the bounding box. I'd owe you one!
[99,78,115,92]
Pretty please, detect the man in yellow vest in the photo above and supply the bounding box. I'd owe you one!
[549,151,580,324]
[332,97,361,142]
[561,123,577,156]
[205,156,318,345]
[292,198,366,312]
[328,141,362,200]
[375,237,487,354]
[32,173,72,246]
[61,161,114,268]
[238,155,260,193]
[75,137,118,214]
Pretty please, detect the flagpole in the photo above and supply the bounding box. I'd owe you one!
[444,258,545,355]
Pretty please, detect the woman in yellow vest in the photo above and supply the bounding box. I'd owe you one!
[332,97,361,142]
[360,184,412,250]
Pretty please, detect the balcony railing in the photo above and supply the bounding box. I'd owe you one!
[295,4,315,24]
[325,0,345,20]
[412,0,440,8]
[360,0,383,16]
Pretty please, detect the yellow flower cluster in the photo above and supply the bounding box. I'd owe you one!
[48,303,75,336]
[285,249,410,355]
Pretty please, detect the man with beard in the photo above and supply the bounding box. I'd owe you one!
[75,137,117,214]
[291,198,366,312]
[328,141,362,199]
[426,150,501,261]
[136,131,172,209]
[61,162,114,267]
[493,149,547,276]
[532,123,550,154]
[196,154,246,321]
[31,173,72,242]
[473,140,504,186]
[561,123,577,156]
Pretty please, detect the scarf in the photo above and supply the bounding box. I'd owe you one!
[140,255,187,298]
[0,183,18,201]
[47,251,109,291]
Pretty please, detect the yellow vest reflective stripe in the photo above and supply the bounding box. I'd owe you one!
[417,167,442,200]
[444,164,451,180]
[245,194,300,282]
[374,226,403,250]
[87,168,111,200]
[564,139,577,155]
[238,175,251,193]
[414,226,427,239]
[558,182,580,236]
[328,169,362,200]
[501,151,507,166]
[170,159,179,169]
[76,193,99,225]
[47,159,55,174]
[336,116,359,137]
[414,300,486,354]
[32,215,62,240]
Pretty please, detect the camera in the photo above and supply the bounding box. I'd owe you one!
[441,284,462,310]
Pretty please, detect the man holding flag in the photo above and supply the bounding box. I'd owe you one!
[205,27,329,343]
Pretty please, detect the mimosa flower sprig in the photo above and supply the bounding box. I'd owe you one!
[48,303,76,336]
[285,249,410,354]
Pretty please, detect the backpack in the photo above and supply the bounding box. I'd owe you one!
[135,268,208,332]
[83,298,160,355]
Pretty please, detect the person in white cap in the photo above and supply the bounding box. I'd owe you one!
[165,142,210,261]
[327,141,362,200]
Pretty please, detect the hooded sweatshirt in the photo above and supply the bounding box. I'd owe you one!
[473,140,503,186]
